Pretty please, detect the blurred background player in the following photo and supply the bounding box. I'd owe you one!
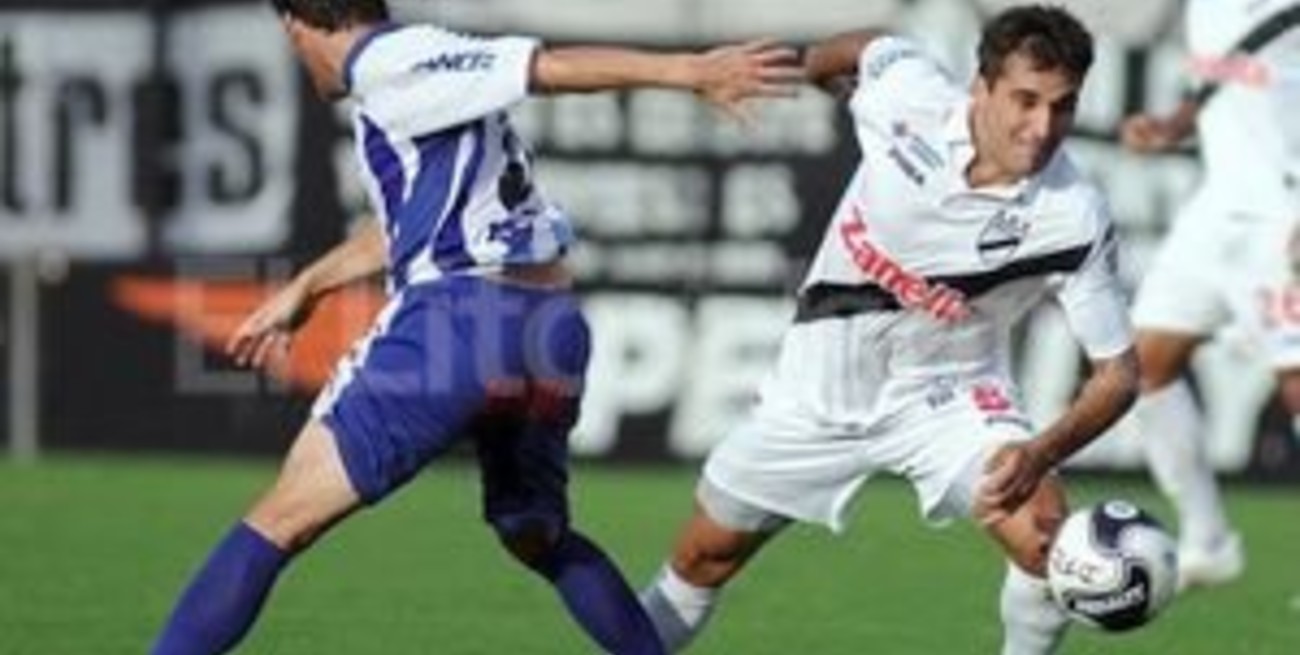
[1121,0,1300,590]
[149,1,800,654]
[640,6,1138,654]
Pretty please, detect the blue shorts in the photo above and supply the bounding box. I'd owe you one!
[312,276,589,532]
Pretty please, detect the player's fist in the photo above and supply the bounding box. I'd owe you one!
[226,279,317,368]
[975,442,1050,526]
[1120,113,1184,154]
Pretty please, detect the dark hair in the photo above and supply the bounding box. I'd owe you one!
[269,0,390,31]
[977,4,1094,85]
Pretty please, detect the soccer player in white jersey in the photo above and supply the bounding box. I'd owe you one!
[1121,0,1300,590]
[148,2,800,654]
[639,6,1139,654]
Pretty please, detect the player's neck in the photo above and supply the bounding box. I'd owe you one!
[964,155,1021,189]
[965,110,1026,190]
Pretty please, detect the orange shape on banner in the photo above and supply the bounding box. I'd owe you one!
[112,277,385,391]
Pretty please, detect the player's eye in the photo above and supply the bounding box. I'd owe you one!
[1052,94,1079,114]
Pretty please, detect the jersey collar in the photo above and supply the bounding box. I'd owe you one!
[343,21,404,94]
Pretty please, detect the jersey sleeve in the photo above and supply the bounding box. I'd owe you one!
[848,36,957,129]
[355,27,539,137]
[1053,199,1135,360]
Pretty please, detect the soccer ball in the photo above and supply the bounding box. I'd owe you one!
[1046,500,1178,632]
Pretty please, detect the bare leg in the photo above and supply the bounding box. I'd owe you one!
[152,421,361,655]
[1134,330,1240,587]
[640,493,786,652]
[243,420,361,551]
[985,476,1071,655]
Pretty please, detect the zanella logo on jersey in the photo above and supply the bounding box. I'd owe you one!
[414,50,497,74]
[839,206,970,322]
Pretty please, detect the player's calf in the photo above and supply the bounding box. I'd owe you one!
[493,518,666,655]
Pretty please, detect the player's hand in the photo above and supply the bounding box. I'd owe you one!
[974,442,1051,527]
[694,39,804,124]
[1120,113,1183,154]
[226,279,317,368]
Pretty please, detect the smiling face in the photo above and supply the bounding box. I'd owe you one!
[971,52,1082,179]
[968,6,1094,183]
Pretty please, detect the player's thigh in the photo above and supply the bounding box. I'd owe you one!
[245,419,361,551]
[1229,226,1300,374]
[890,375,1036,524]
[1275,367,1300,415]
[983,475,1068,577]
[312,285,488,505]
[1135,330,1204,391]
[702,405,872,532]
[475,291,591,540]
[473,400,575,540]
[1131,190,1232,341]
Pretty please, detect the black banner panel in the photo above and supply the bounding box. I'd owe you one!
[1,0,1297,481]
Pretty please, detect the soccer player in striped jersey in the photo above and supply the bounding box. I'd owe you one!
[149,2,800,654]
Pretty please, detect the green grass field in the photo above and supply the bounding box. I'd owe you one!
[2,455,1297,654]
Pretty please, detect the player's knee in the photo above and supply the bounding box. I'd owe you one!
[494,519,563,571]
[1011,512,1064,577]
[1137,357,1179,393]
[245,489,350,553]
[1135,335,1194,392]
[1007,537,1052,577]
[1277,371,1300,416]
[244,508,325,553]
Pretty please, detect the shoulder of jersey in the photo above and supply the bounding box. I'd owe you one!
[1032,153,1111,246]
[855,38,962,123]
[351,25,464,94]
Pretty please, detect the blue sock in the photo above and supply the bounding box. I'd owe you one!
[533,530,666,655]
[152,522,289,655]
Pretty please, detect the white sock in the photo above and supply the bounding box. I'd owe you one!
[638,564,719,653]
[1135,382,1232,549]
[1000,563,1069,655]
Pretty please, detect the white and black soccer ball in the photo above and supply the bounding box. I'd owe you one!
[1046,500,1178,632]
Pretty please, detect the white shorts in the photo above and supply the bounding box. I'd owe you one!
[702,321,1034,533]
[1133,183,1300,368]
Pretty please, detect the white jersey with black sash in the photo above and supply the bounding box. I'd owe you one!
[794,37,1131,381]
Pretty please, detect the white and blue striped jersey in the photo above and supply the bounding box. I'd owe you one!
[344,24,575,290]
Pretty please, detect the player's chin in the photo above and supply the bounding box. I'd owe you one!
[1026,142,1063,172]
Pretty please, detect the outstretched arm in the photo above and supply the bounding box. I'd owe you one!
[227,220,386,367]
[802,29,886,98]
[290,219,387,300]
[977,348,1140,525]
[530,40,803,119]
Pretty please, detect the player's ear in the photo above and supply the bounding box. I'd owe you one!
[280,14,312,50]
